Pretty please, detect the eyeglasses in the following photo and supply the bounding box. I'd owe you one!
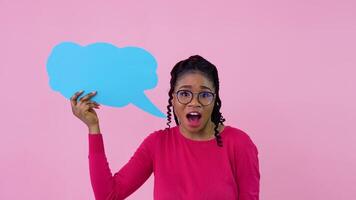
[175,90,215,106]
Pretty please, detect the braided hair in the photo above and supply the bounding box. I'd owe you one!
[166,55,226,147]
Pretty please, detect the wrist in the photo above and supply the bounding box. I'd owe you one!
[88,124,101,134]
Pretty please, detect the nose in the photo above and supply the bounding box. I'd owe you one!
[188,93,201,107]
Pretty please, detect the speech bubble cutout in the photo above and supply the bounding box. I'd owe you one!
[46,42,165,118]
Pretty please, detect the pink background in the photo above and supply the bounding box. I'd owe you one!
[1,0,355,199]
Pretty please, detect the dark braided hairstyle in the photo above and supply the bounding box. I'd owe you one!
[166,55,226,147]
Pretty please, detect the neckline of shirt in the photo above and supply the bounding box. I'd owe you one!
[174,125,230,144]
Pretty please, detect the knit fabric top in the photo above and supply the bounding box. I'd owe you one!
[88,125,260,200]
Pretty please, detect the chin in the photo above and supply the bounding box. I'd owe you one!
[183,119,208,132]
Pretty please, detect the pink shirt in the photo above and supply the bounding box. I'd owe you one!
[88,125,260,200]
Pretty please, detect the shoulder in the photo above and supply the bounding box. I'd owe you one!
[138,127,174,158]
[142,126,175,143]
[223,125,258,152]
[223,126,253,143]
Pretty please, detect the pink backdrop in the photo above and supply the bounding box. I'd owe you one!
[1,0,355,199]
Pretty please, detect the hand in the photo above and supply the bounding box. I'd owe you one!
[70,90,101,129]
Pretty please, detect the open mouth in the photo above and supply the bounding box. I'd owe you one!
[186,112,202,122]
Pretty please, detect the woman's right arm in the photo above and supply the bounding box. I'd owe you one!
[70,91,154,200]
[88,131,154,200]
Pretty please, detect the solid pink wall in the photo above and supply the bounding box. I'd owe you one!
[1,0,355,199]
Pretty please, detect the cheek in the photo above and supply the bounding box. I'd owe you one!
[172,98,184,117]
[203,106,214,120]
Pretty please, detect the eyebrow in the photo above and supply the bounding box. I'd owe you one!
[178,85,213,91]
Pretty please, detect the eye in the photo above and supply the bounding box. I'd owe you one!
[178,90,191,97]
[200,92,213,98]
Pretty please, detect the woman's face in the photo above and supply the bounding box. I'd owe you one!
[172,72,216,133]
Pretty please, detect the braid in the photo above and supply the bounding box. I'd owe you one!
[211,96,226,147]
[166,89,174,128]
[166,66,180,128]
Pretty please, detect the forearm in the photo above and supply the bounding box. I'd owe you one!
[87,131,154,200]
[88,134,115,200]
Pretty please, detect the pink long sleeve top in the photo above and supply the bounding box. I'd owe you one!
[88,125,260,200]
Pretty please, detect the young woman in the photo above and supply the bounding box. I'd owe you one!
[70,55,260,200]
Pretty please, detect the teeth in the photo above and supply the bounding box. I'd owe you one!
[188,112,200,115]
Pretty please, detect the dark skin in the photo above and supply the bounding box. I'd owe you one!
[172,72,224,140]
[70,90,101,134]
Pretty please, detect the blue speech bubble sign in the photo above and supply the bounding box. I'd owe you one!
[46,42,165,118]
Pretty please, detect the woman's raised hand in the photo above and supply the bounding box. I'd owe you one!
[70,90,101,133]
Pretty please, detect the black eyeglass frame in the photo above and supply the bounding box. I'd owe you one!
[175,89,216,106]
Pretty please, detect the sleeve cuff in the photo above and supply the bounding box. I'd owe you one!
[88,133,105,154]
